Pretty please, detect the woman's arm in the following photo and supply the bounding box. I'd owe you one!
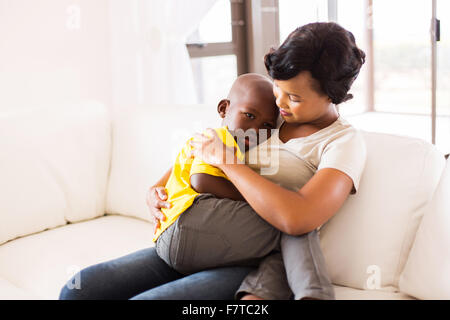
[189,129,354,235]
[219,164,353,235]
[146,166,173,233]
[152,166,173,189]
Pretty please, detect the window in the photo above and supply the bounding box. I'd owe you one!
[437,0,450,153]
[187,0,232,44]
[279,0,328,42]
[190,55,237,104]
[336,0,367,116]
[276,0,449,154]
[373,0,431,115]
[186,0,246,104]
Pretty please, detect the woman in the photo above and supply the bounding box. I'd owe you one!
[59,22,366,300]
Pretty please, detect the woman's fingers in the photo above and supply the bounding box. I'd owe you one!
[156,202,169,221]
[152,216,160,235]
[189,129,233,166]
[204,128,218,137]
[193,131,213,141]
[189,134,209,159]
[145,188,153,207]
[157,200,171,209]
[155,186,167,200]
[146,186,170,225]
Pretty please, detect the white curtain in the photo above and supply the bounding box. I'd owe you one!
[109,0,217,108]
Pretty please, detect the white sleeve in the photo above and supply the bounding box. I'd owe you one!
[317,129,367,194]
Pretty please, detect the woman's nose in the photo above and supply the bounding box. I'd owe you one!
[276,94,288,109]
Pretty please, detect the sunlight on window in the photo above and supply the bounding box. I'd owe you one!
[373,0,431,115]
[437,0,450,116]
[279,0,366,116]
[278,0,328,42]
[337,0,366,116]
[191,55,237,105]
[436,0,450,154]
[186,0,231,44]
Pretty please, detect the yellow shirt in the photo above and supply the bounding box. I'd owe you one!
[152,126,244,242]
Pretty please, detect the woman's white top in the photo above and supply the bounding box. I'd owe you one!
[246,114,367,196]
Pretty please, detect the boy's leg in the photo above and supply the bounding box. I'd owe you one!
[59,247,183,300]
[235,252,293,300]
[156,193,281,275]
[235,230,335,300]
[281,231,335,300]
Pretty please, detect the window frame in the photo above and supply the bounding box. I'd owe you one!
[186,0,248,75]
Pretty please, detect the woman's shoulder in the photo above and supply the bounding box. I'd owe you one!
[323,115,365,145]
[299,115,367,165]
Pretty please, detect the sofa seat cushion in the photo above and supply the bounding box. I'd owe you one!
[0,278,40,300]
[0,215,154,299]
[333,285,414,300]
[0,214,416,300]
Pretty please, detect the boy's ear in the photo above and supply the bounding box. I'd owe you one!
[217,99,230,119]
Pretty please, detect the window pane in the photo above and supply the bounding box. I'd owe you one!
[437,0,450,154]
[337,0,367,116]
[191,55,237,104]
[373,0,431,115]
[279,0,328,42]
[186,0,232,44]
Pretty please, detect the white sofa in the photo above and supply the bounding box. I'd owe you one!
[0,101,448,300]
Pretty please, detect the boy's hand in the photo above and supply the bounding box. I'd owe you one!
[146,186,171,235]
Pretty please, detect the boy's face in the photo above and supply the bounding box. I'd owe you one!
[218,90,279,151]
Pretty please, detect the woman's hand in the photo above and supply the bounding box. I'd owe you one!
[189,128,241,168]
[146,186,171,235]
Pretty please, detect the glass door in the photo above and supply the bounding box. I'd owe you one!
[436,0,450,154]
[372,0,431,115]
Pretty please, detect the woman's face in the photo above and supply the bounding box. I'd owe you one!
[273,71,332,124]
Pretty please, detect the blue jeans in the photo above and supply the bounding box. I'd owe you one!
[59,247,254,300]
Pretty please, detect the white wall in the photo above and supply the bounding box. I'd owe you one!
[0,0,111,110]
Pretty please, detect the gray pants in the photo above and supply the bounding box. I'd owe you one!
[155,193,335,300]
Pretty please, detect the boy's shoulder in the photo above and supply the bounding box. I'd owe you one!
[198,126,234,146]
[194,126,244,162]
[201,126,229,139]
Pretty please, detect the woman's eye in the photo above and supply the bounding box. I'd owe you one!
[245,113,255,119]
[289,96,300,103]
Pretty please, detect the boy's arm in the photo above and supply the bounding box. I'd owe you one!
[190,173,246,201]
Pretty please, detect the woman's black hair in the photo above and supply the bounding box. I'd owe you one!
[264,22,366,105]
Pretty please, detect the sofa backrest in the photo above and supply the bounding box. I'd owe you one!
[0,101,111,245]
[320,131,446,290]
[105,104,221,221]
[399,158,450,299]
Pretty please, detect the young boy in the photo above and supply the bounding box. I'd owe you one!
[153,73,283,275]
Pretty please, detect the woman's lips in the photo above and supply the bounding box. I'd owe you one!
[279,108,292,116]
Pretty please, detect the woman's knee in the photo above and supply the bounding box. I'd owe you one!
[58,263,112,300]
[59,270,85,300]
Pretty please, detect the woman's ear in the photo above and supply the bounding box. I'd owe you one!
[217,99,230,119]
